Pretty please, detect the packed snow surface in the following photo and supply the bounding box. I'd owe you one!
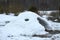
[1,11,48,35]
[51,34,60,40]
[47,20,60,30]
[0,11,60,40]
[0,11,48,40]
[0,14,17,27]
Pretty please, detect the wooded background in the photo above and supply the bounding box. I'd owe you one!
[0,0,59,13]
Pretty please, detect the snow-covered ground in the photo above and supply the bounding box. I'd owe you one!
[51,34,60,40]
[48,21,60,30]
[42,15,60,31]
[0,11,60,40]
[0,13,17,27]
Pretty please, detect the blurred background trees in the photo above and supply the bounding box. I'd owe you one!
[0,0,59,15]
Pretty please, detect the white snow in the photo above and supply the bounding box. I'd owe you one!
[0,14,17,27]
[42,16,60,30]
[41,11,60,31]
[0,14,16,22]
[51,34,60,40]
[42,15,48,18]
[47,21,60,30]
[9,13,15,16]
[1,11,48,35]
[0,11,60,40]
[0,34,51,40]
[0,11,49,40]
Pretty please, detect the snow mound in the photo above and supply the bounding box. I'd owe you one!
[1,11,48,38]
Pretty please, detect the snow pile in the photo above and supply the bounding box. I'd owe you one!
[0,11,49,40]
[0,11,60,40]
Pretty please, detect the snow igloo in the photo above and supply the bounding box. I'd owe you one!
[1,11,48,37]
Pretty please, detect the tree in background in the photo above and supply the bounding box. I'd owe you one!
[0,5,3,14]
[28,6,39,15]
